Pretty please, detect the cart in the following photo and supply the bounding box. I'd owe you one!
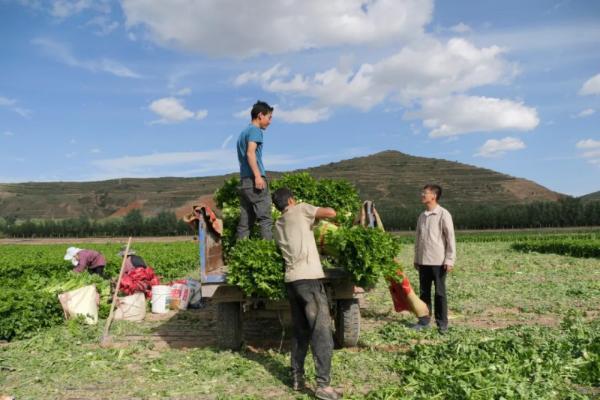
[194,210,365,350]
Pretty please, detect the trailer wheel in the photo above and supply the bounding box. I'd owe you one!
[334,299,360,348]
[216,302,243,350]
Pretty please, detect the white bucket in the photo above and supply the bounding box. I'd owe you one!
[151,285,171,314]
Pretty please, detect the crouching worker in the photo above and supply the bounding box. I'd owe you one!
[272,187,340,400]
[64,247,107,277]
[118,246,148,274]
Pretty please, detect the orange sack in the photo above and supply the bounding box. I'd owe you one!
[388,270,429,318]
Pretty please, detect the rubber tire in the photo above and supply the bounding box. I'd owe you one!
[334,299,360,348]
[216,302,243,350]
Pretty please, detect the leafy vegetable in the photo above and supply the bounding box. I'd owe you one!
[215,172,398,295]
[214,176,240,209]
[0,241,198,340]
[270,172,360,226]
[355,314,599,399]
[512,238,600,258]
[226,239,285,300]
[324,225,402,288]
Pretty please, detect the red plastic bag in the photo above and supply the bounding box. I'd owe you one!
[119,266,160,298]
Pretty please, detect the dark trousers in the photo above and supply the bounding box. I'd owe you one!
[418,265,448,328]
[237,177,273,240]
[89,265,106,278]
[286,280,334,388]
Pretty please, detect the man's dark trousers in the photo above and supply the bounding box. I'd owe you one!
[418,265,448,328]
[286,279,333,388]
[237,176,273,240]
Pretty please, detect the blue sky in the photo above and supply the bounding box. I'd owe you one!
[1,0,599,196]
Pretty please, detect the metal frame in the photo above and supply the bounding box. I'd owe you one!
[198,214,227,284]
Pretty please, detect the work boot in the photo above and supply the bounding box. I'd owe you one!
[315,386,340,400]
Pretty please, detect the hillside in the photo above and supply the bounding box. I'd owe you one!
[0,150,563,220]
[580,190,600,202]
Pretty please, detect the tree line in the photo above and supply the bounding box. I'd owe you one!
[0,210,192,237]
[1,198,599,237]
[380,198,600,230]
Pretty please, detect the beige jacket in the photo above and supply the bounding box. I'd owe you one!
[414,205,456,267]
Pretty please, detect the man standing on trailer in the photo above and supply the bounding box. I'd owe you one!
[413,184,456,334]
[272,187,340,400]
[236,100,274,240]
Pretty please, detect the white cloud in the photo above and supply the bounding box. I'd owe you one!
[92,149,238,177]
[450,22,471,34]
[149,97,207,124]
[576,139,600,150]
[89,147,349,179]
[233,107,251,119]
[234,64,289,86]
[90,148,101,153]
[121,0,433,57]
[175,87,192,96]
[221,135,233,149]
[233,104,329,124]
[0,96,31,118]
[17,0,104,17]
[32,37,141,78]
[582,149,600,157]
[85,16,119,36]
[50,0,93,18]
[3,131,15,136]
[575,108,595,118]
[579,73,600,96]
[276,107,331,124]
[473,23,600,53]
[237,37,517,112]
[410,96,539,137]
[195,109,208,120]
[475,137,526,158]
[0,97,16,107]
[576,138,600,166]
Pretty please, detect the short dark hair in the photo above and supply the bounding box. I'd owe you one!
[272,187,293,211]
[423,184,442,200]
[251,100,274,120]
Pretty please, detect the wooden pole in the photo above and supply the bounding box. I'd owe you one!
[100,236,132,347]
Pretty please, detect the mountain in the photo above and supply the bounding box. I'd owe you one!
[580,190,600,202]
[0,150,564,220]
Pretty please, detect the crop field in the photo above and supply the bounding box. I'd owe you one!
[1,233,599,399]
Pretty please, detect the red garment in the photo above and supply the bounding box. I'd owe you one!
[73,249,106,273]
[184,203,222,236]
[119,267,160,298]
[388,271,413,313]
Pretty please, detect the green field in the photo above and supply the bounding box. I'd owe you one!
[1,237,599,399]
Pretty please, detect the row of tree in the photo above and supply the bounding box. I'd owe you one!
[380,198,600,230]
[0,210,192,237]
[1,198,599,237]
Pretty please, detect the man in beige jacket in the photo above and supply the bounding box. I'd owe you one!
[413,184,456,333]
[272,187,340,400]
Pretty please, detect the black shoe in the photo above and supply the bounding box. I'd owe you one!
[411,322,431,331]
[437,326,448,334]
[315,386,340,400]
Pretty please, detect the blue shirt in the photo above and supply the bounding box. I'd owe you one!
[237,124,266,178]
